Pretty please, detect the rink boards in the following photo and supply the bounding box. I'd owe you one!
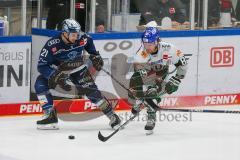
[0,93,240,116]
[0,29,240,116]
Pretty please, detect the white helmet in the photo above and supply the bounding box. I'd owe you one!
[62,18,81,34]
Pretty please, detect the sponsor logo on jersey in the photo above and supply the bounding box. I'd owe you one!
[68,51,78,60]
[79,38,87,46]
[161,44,171,51]
[140,51,148,58]
[163,54,168,60]
[79,40,84,46]
[210,46,234,67]
[47,39,60,46]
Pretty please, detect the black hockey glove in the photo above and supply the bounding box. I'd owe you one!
[89,54,104,71]
[49,70,71,91]
[131,100,142,116]
[131,104,141,115]
[165,76,181,94]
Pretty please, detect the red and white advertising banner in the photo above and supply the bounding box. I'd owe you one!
[0,93,239,116]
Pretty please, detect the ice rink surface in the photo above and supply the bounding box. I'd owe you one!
[0,110,240,160]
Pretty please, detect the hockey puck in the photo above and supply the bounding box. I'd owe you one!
[68,135,75,140]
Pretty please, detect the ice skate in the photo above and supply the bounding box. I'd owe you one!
[144,109,156,135]
[37,108,59,130]
[109,113,121,130]
[145,119,155,135]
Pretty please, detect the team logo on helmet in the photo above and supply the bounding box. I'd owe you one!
[62,19,81,34]
[142,27,159,43]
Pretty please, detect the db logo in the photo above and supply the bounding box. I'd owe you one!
[210,47,234,67]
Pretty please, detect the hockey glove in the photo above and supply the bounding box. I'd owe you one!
[131,100,143,116]
[131,104,141,115]
[145,86,161,103]
[165,76,181,94]
[89,54,104,71]
[49,70,71,91]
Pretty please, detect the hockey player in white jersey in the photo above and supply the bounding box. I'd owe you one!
[128,26,188,135]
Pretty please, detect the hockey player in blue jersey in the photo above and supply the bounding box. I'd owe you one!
[34,19,121,130]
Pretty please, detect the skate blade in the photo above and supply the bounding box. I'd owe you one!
[145,130,153,135]
[37,123,59,130]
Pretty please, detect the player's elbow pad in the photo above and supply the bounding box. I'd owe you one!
[37,65,56,79]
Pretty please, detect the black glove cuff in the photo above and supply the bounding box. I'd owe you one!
[172,76,181,82]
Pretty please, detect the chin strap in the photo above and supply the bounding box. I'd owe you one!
[144,46,158,55]
[62,33,74,44]
[150,47,158,55]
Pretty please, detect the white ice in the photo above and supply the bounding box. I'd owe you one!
[0,110,240,160]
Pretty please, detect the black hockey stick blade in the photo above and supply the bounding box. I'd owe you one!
[98,128,120,142]
[98,114,137,142]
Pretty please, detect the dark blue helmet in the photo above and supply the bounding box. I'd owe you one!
[142,27,159,43]
[62,19,81,34]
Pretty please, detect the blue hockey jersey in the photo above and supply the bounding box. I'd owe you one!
[37,33,98,79]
